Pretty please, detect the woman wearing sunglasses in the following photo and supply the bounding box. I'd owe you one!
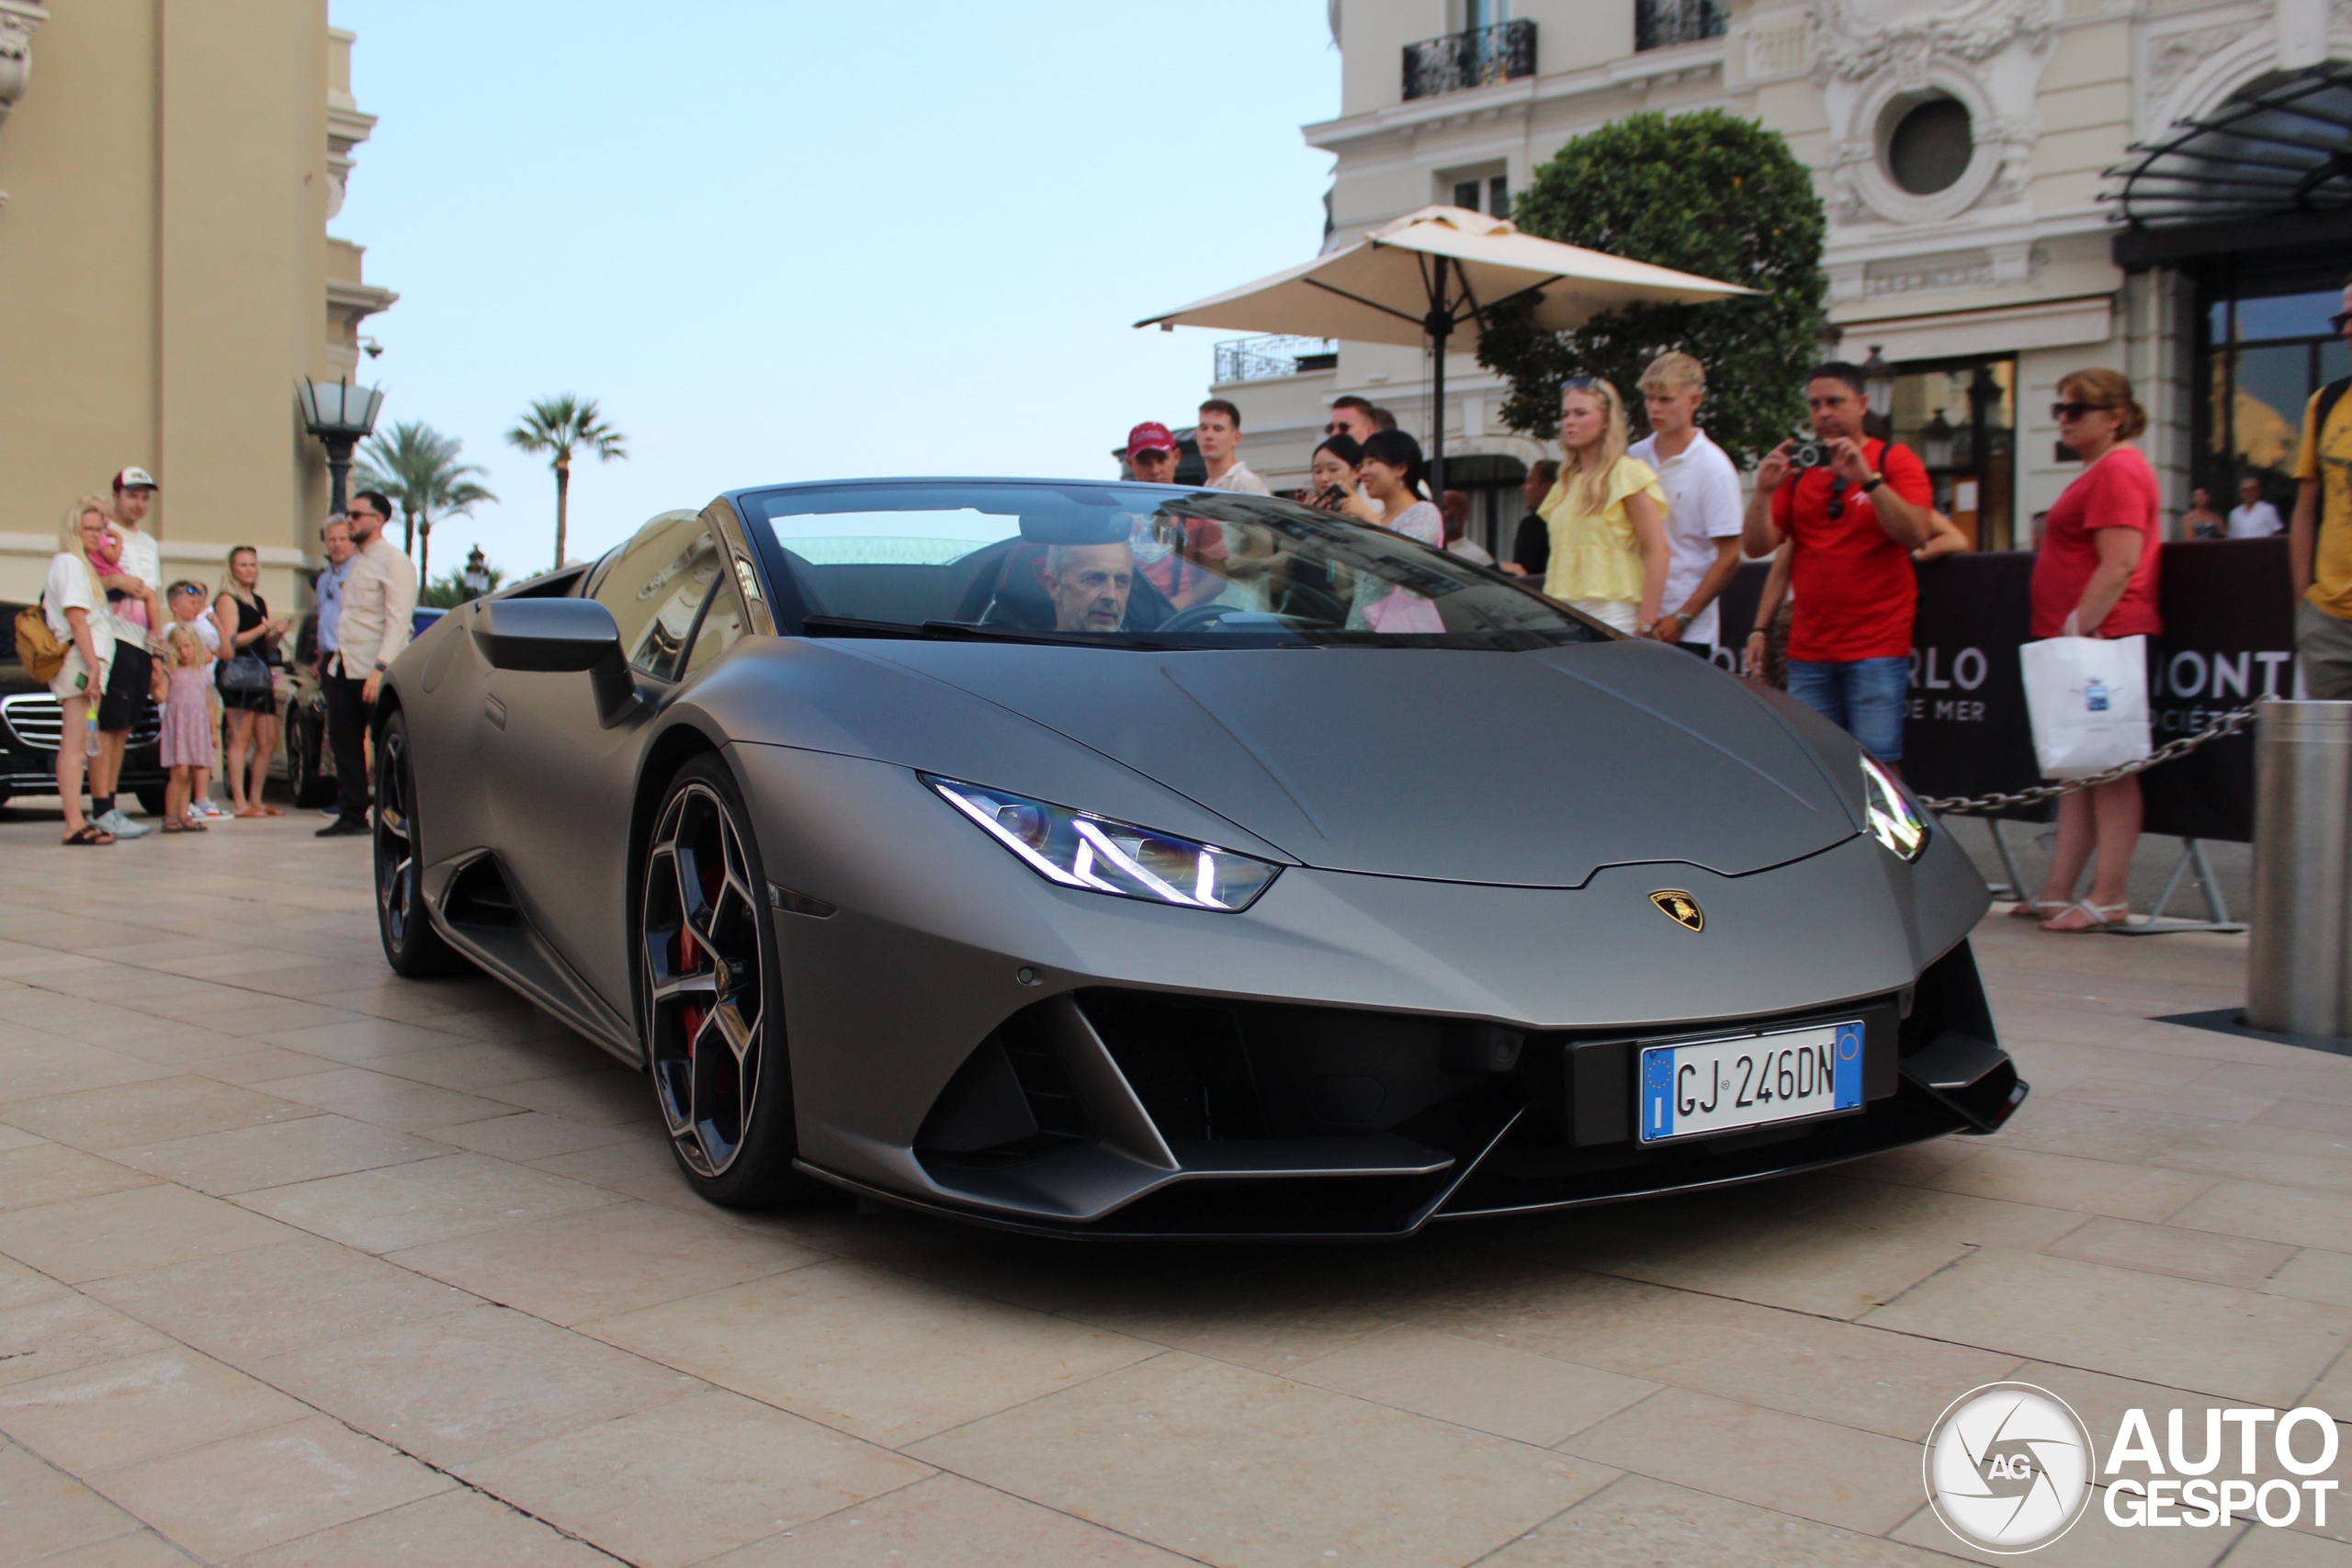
[2017,368,2164,932]
[1540,376,1668,636]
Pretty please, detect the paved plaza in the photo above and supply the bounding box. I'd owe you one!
[0,809,2347,1567]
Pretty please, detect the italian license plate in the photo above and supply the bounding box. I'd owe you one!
[1637,1021,1864,1144]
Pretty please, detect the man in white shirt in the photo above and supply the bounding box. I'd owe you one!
[1196,400,1271,494]
[2230,477,2285,538]
[1628,353,1745,657]
[318,491,418,837]
[89,467,165,838]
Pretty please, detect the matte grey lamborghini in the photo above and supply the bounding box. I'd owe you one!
[373,478,2024,1236]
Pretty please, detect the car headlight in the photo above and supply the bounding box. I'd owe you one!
[924,775,1281,911]
[1860,755,1928,862]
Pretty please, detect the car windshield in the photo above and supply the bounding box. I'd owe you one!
[740,480,1605,649]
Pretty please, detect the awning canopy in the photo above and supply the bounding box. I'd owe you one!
[2106,62,2352,230]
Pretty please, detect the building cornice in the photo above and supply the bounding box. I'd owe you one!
[1302,36,1726,152]
[0,0,51,205]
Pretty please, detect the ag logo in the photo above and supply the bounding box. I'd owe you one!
[1648,890,1703,931]
[1925,1382,2095,1553]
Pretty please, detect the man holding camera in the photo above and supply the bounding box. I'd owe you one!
[1741,362,1934,766]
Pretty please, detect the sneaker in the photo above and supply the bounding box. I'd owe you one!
[314,817,369,839]
[195,800,227,820]
[93,808,151,840]
[319,806,343,819]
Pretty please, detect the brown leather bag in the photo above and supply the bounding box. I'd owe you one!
[14,601,67,683]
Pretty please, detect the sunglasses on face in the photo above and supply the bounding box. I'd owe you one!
[2051,400,2111,422]
[1560,375,1602,393]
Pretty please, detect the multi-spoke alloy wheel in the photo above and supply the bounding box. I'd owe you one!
[643,775,774,1181]
[374,710,466,977]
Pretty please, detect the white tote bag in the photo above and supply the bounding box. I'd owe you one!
[2019,632,2151,779]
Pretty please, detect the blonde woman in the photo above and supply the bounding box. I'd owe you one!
[47,498,119,844]
[212,547,289,818]
[1541,376,1669,635]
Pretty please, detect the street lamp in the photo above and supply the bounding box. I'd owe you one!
[1861,344,1895,427]
[297,377,385,517]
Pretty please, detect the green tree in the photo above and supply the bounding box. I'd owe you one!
[353,421,495,582]
[1477,109,1826,466]
[505,394,627,570]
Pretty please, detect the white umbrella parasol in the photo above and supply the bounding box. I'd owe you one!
[1136,205,1754,486]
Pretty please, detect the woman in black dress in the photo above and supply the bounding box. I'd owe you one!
[212,546,289,818]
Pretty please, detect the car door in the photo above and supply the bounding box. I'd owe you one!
[481,511,739,1014]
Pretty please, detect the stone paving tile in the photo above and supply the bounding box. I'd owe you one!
[248,1017,510,1064]
[82,1236,479,1367]
[104,1114,452,1197]
[0,1295,175,1390]
[250,1066,522,1132]
[0,1040,178,1106]
[231,1151,627,1253]
[1860,1247,2352,1407]
[910,1352,1617,1568]
[483,1068,659,1126]
[425,1109,646,1162]
[1560,1386,1927,1534]
[2171,1180,2352,1250]
[707,1472,1198,1566]
[0,1346,310,1474]
[0,1184,300,1284]
[459,1388,933,1568]
[87,1415,451,1562]
[353,1043,602,1095]
[1482,1472,1950,1567]
[1909,1146,2215,1222]
[389,1198,821,1325]
[1287,1325,1659,1447]
[0,1439,147,1567]
[591,1260,1162,1449]
[233,1485,618,1566]
[0,1077,316,1153]
[2041,1215,2300,1289]
[0,1252,72,1313]
[0,1143,158,1213]
[30,1529,201,1564]
[2267,1248,2352,1308]
[254,1303,705,1469]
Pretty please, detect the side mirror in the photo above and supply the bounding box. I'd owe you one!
[472,599,641,728]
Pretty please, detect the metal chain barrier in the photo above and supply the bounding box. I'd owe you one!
[1917,702,2263,815]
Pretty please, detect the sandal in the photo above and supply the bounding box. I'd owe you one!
[233,806,266,818]
[2007,899,2068,920]
[62,825,115,846]
[2042,900,2130,932]
[179,815,208,832]
[258,805,283,817]
[161,820,187,833]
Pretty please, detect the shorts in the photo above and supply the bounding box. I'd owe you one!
[2298,600,2352,701]
[96,641,152,732]
[1786,655,1910,761]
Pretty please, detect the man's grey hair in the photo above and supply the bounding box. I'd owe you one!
[320,513,351,539]
[1045,540,1135,578]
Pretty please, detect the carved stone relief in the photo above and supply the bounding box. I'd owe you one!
[0,2,50,131]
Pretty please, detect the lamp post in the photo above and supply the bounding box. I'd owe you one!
[1861,344,1895,435]
[298,378,385,517]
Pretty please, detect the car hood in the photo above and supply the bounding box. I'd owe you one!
[840,637,1860,887]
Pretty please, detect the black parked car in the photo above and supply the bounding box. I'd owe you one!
[277,606,446,807]
[0,602,170,814]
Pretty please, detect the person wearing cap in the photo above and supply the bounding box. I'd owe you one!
[85,468,165,839]
[1122,421,1225,609]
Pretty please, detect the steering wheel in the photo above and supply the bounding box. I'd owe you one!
[1156,604,1256,634]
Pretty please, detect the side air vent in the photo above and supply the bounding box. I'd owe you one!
[442,854,523,930]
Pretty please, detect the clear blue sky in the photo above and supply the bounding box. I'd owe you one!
[330,1,1339,579]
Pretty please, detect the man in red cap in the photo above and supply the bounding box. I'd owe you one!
[1123,422,1226,608]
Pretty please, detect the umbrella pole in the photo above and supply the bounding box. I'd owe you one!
[1425,254,1449,501]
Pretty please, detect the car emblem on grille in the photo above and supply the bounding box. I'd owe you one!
[1649,890,1703,931]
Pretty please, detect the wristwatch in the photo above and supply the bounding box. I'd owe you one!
[372,660,388,672]
[1860,473,1885,494]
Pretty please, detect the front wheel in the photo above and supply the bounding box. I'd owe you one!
[375,709,469,977]
[640,756,810,1206]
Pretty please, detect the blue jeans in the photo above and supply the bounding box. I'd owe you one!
[1787,656,1909,761]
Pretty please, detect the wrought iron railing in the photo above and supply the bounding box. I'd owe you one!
[1635,0,1726,51]
[1214,335,1339,384]
[1401,18,1535,101]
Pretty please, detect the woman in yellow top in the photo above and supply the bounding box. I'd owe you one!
[1540,375,1669,635]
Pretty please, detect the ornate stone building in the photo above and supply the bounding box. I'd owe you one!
[1213,0,2352,558]
[0,1,393,605]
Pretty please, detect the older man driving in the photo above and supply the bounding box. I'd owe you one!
[1041,541,1134,632]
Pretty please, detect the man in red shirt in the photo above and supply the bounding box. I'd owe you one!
[1741,363,1936,765]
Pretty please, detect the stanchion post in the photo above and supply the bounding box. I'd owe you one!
[2246,701,2352,1036]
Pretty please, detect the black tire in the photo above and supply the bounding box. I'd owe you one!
[288,714,334,808]
[133,787,168,818]
[374,709,469,977]
[640,755,812,1206]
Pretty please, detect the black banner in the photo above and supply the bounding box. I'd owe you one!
[1718,540,2295,843]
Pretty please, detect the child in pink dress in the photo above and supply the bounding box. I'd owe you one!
[157,624,212,831]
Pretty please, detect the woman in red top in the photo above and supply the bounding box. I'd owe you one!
[2020,368,2164,931]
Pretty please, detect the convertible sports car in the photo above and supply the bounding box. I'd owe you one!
[375,478,2025,1236]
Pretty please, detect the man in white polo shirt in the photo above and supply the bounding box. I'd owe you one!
[1629,353,1744,660]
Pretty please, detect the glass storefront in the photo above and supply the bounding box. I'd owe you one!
[2200,269,2352,498]
[1884,356,2018,551]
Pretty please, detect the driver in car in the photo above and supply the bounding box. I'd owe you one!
[1042,541,1135,632]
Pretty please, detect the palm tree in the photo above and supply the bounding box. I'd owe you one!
[505,394,627,570]
[353,422,495,582]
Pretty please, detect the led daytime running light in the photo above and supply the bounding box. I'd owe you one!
[1860,755,1928,862]
[924,774,1280,912]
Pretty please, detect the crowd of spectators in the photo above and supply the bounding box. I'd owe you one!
[33,468,416,846]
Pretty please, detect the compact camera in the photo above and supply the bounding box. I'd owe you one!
[1787,432,1830,469]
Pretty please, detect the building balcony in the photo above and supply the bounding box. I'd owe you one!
[1214,335,1338,385]
[1401,18,1534,102]
[1635,0,1726,51]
